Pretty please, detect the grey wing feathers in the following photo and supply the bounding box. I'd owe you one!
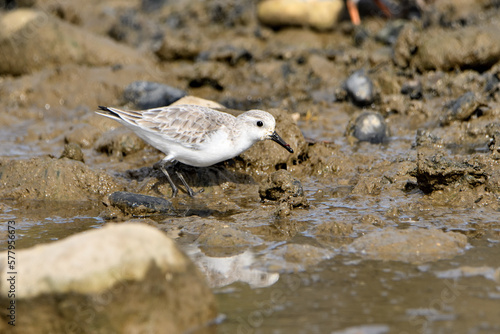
[143,105,234,146]
[97,104,234,148]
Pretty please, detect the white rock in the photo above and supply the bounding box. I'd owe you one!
[257,0,344,30]
[0,223,216,333]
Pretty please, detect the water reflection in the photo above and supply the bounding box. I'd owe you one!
[184,246,279,288]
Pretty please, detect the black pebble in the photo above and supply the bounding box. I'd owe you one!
[109,191,174,216]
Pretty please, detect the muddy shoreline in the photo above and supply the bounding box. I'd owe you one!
[1,0,500,333]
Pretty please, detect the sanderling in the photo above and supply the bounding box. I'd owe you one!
[96,104,294,197]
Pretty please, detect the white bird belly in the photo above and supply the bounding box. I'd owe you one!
[135,126,248,167]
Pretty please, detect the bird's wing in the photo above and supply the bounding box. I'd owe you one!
[137,105,235,148]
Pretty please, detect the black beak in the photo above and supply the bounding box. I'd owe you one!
[269,131,294,153]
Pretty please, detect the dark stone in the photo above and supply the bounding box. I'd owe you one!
[440,92,486,126]
[401,79,422,100]
[376,19,407,46]
[141,0,168,12]
[353,26,370,46]
[196,45,252,65]
[109,191,174,216]
[344,70,375,107]
[123,81,186,109]
[346,112,389,144]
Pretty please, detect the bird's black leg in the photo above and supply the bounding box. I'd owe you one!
[171,161,204,197]
[159,163,178,197]
[175,171,204,197]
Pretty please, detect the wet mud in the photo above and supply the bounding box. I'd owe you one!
[1,0,500,333]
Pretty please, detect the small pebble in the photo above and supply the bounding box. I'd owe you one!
[344,70,375,107]
[141,0,168,12]
[401,79,422,100]
[375,19,407,46]
[346,112,388,143]
[440,92,485,126]
[109,191,174,216]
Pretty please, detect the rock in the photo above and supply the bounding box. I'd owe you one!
[346,112,389,143]
[394,22,500,72]
[439,92,486,126]
[197,43,252,66]
[344,70,376,107]
[123,81,186,110]
[94,127,147,158]
[141,0,168,12]
[484,70,500,97]
[257,0,344,30]
[400,79,423,100]
[375,19,407,46]
[414,150,487,194]
[353,26,370,47]
[108,191,174,216]
[347,229,468,263]
[0,9,151,75]
[259,169,308,208]
[0,157,122,201]
[0,223,217,333]
[59,143,84,163]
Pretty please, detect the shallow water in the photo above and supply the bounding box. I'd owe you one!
[2,183,499,333]
[1,121,498,333]
[216,239,500,334]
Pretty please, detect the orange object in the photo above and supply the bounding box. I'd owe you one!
[346,0,392,25]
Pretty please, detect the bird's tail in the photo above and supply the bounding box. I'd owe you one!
[96,106,121,120]
[95,106,144,126]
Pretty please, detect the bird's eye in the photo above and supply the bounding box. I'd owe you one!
[257,121,263,127]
